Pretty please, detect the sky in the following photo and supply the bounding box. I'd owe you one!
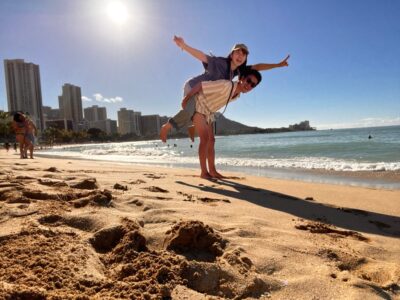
[0,0,399,130]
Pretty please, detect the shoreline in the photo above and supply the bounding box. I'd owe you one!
[0,151,399,299]
[33,150,400,190]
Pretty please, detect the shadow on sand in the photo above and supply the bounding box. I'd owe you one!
[176,178,400,239]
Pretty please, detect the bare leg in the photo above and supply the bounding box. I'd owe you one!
[16,135,25,158]
[206,123,224,179]
[192,113,212,179]
[27,142,34,159]
[160,122,172,143]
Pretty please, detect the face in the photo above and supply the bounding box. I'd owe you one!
[241,74,259,93]
[230,49,248,67]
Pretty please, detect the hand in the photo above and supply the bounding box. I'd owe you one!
[173,35,185,50]
[279,55,290,67]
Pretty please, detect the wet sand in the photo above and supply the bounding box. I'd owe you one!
[0,151,399,299]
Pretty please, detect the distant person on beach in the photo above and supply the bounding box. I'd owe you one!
[12,112,27,158]
[12,112,37,159]
[4,142,10,152]
[160,35,289,143]
[165,68,262,179]
[24,114,37,159]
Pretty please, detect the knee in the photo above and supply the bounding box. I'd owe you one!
[199,133,209,145]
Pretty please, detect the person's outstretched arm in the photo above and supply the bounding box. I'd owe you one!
[181,83,202,109]
[174,35,208,64]
[251,55,290,71]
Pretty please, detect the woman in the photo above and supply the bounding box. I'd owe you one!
[160,36,290,142]
[12,112,27,159]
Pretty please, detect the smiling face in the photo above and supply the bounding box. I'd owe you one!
[230,49,248,68]
[240,74,259,93]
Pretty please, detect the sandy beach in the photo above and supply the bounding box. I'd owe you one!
[0,151,399,299]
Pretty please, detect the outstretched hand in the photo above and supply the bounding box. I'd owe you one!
[173,35,185,49]
[279,55,290,67]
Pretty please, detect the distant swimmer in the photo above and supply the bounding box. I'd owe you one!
[368,135,373,139]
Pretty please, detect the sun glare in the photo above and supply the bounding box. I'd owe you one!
[106,1,129,25]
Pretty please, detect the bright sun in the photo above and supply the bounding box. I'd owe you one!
[106,1,129,25]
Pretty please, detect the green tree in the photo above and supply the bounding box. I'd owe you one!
[87,127,106,141]
[0,112,13,142]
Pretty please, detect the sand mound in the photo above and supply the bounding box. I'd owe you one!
[113,183,128,191]
[0,225,105,299]
[38,178,68,187]
[70,189,113,208]
[164,220,227,262]
[70,178,99,190]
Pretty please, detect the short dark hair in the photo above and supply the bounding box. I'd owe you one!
[13,112,24,122]
[240,67,262,85]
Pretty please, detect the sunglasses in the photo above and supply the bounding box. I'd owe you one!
[246,78,258,88]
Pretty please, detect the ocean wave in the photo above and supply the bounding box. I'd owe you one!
[36,150,400,172]
[214,157,400,171]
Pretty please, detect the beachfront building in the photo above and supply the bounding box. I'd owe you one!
[58,83,83,131]
[42,106,61,120]
[84,105,107,122]
[117,108,141,136]
[89,119,117,135]
[4,59,44,131]
[84,105,116,134]
[141,114,161,137]
[45,119,74,131]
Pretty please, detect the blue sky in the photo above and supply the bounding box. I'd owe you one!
[1,0,399,129]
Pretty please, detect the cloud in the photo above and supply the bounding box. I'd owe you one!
[82,96,92,102]
[316,116,400,130]
[92,93,123,103]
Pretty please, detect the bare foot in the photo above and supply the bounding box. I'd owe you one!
[188,125,195,142]
[200,172,212,179]
[210,171,225,179]
[160,123,172,143]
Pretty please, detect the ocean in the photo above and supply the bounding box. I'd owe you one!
[36,125,400,189]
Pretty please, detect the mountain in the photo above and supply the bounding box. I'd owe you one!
[214,113,315,135]
[214,113,260,135]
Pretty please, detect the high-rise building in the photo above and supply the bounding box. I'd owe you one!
[4,59,44,131]
[141,114,161,137]
[58,83,83,130]
[42,106,60,120]
[89,119,117,135]
[84,105,107,122]
[117,108,141,136]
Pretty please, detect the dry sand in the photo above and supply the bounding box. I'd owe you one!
[0,151,399,299]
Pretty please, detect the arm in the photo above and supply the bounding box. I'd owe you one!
[174,35,208,64]
[251,55,290,71]
[181,83,202,109]
[30,121,37,135]
[11,121,18,133]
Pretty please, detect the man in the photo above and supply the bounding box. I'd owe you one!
[160,68,262,179]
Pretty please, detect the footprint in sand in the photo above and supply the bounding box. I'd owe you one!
[338,207,369,216]
[368,220,391,230]
[143,186,169,193]
[295,221,369,242]
[129,179,146,185]
[143,173,165,179]
[319,248,400,294]
[38,213,105,232]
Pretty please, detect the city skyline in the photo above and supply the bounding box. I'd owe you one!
[1,0,399,130]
